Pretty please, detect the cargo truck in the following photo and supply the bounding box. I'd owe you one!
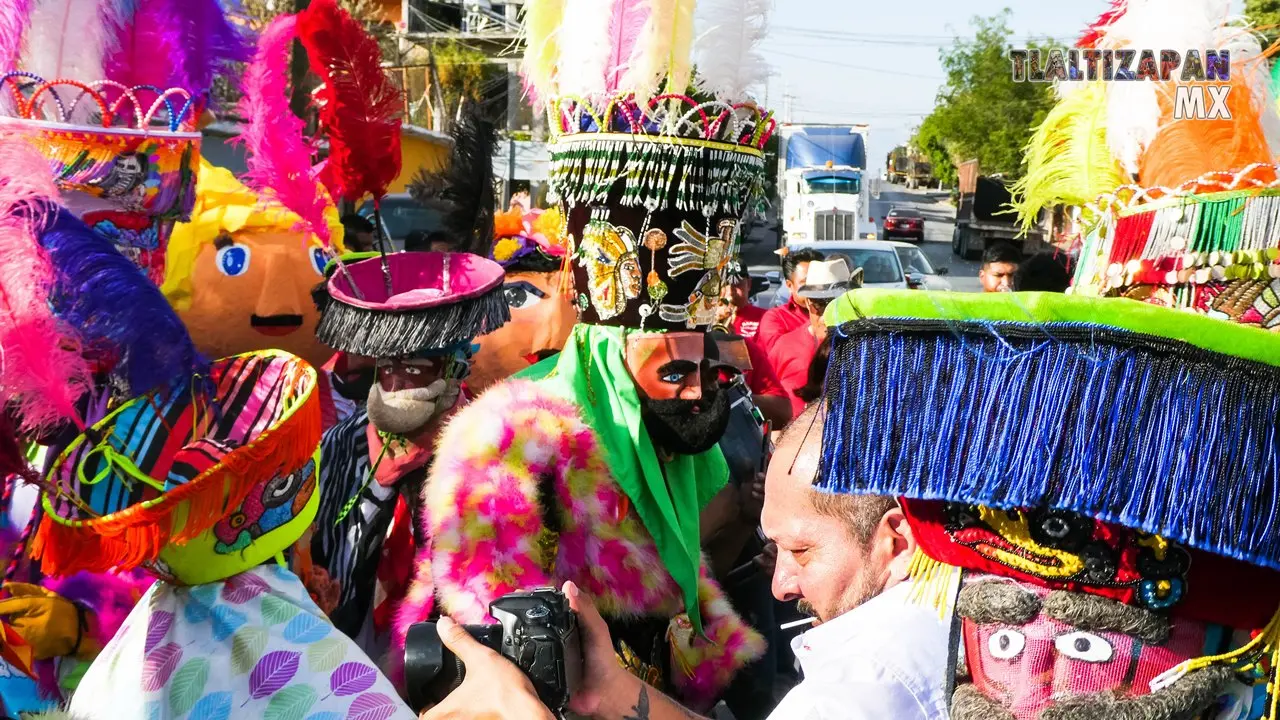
[778,124,876,246]
[951,159,1042,259]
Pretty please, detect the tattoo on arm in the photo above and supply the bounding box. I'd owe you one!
[622,687,650,720]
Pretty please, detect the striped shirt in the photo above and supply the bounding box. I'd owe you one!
[311,411,415,640]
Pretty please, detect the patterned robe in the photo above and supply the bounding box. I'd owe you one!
[392,380,765,709]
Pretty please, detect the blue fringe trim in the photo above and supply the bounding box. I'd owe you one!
[818,317,1280,572]
[36,205,210,397]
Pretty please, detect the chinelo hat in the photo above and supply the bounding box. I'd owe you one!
[30,349,321,586]
[818,289,1280,719]
[0,1,250,285]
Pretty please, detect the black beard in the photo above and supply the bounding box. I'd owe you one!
[333,368,375,402]
[640,389,731,456]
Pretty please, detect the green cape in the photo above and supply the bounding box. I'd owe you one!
[517,324,727,633]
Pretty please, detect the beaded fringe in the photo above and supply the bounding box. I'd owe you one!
[820,318,1280,573]
[547,139,766,219]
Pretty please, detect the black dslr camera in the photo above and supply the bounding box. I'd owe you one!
[404,588,583,713]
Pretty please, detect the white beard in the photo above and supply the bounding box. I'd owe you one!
[366,379,459,436]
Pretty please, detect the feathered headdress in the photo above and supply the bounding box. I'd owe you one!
[237,13,334,249]
[0,133,91,434]
[297,0,404,205]
[407,105,498,257]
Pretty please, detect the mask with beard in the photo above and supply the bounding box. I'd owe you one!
[366,378,459,436]
[639,387,731,456]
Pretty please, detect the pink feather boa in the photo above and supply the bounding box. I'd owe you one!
[390,379,763,707]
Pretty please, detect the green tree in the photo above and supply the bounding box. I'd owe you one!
[1245,0,1280,54]
[912,10,1056,181]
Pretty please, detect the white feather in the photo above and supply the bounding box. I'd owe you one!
[1096,0,1232,174]
[22,0,105,85]
[1218,25,1280,159]
[693,0,771,102]
[556,0,616,101]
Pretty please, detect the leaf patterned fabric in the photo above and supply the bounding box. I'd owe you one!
[68,565,415,720]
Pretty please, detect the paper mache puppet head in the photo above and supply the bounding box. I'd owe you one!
[164,159,344,368]
[820,290,1280,720]
[470,205,575,391]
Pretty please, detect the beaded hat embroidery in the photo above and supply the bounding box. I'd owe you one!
[521,0,772,331]
[0,1,249,285]
[1012,1,1280,327]
[821,289,1280,719]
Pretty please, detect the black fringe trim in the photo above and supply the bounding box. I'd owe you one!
[315,284,510,357]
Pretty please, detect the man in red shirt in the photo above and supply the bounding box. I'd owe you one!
[757,248,826,355]
[773,258,860,418]
[719,262,767,340]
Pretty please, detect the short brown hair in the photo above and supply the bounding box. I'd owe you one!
[810,491,897,545]
[780,401,897,544]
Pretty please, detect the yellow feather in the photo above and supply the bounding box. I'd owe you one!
[1012,82,1128,232]
[664,0,697,98]
[520,0,567,106]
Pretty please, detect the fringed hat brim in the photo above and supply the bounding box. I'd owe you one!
[314,282,509,357]
[30,351,321,579]
[819,290,1280,574]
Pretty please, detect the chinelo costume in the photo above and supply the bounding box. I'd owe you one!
[0,1,250,714]
[306,105,509,655]
[391,0,774,708]
[807,5,1280,718]
[820,290,1280,719]
[0,2,419,718]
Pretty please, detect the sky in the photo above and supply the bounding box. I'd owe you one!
[761,0,1246,172]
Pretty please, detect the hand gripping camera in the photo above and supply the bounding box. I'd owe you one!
[404,588,584,714]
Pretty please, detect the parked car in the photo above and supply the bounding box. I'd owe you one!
[882,206,925,242]
[893,242,953,291]
[357,193,445,251]
[756,239,949,307]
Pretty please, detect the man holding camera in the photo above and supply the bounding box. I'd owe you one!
[420,401,952,720]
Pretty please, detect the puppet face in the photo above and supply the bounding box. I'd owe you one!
[468,271,577,393]
[178,230,335,367]
[955,576,1234,719]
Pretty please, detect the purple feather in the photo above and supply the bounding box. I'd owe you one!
[605,0,650,93]
[103,0,248,97]
[179,0,253,99]
[0,0,34,72]
[35,205,209,396]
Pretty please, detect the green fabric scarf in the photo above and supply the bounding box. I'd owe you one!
[517,324,727,634]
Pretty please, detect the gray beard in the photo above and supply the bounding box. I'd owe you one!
[366,383,448,436]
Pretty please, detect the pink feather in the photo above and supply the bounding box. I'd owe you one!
[0,0,34,73]
[102,0,183,87]
[0,134,90,433]
[605,0,650,94]
[236,14,333,249]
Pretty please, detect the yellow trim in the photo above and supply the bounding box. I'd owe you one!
[549,132,765,158]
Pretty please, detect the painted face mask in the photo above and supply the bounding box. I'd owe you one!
[952,575,1250,720]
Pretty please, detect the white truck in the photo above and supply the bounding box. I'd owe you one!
[777,124,876,246]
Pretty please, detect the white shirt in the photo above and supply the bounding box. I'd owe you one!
[768,581,953,720]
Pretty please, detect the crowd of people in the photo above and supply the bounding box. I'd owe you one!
[4,1,1280,720]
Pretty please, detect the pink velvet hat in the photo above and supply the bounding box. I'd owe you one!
[314,251,509,357]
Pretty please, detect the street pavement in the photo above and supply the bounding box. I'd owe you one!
[743,183,983,294]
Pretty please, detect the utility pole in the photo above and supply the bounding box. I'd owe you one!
[784,93,795,124]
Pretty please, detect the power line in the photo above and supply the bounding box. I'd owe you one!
[767,50,943,80]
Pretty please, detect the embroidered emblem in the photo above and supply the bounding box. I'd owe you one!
[580,221,642,320]
[659,221,735,328]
